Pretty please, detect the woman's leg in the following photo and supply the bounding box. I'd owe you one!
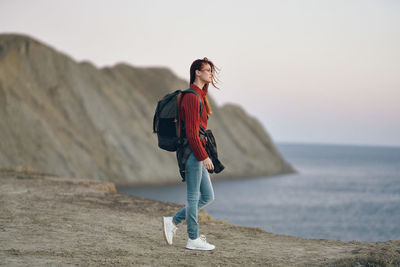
[172,165,215,225]
[184,151,202,239]
[172,152,215,237]
[198,161,215,209]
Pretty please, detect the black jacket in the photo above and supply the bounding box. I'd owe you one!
[176,126,225,182]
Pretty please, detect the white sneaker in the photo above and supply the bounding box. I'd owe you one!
[186,234,215,250]
[162,216,178,245]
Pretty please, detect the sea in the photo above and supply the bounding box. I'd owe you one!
[116,142,400,242]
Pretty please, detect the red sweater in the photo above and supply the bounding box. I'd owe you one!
[179,83,209,161]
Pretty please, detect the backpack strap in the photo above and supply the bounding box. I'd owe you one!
[177,88,203,138]
[184,89,203,116]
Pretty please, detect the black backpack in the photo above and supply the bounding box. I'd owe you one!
[153,88,203,152]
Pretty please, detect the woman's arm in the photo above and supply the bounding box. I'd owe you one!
[181,93,209,162]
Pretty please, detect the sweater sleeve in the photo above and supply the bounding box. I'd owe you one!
[182,93,209,161]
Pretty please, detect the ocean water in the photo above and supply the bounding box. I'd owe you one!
[117,143,400,242]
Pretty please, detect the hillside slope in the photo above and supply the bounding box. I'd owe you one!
[0,33,295,185]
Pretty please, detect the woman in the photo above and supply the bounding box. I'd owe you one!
[163,57,221,250]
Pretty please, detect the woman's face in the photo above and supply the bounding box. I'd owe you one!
[197,63,213,83]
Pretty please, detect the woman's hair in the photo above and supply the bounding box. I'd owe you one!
[189,57,221,115]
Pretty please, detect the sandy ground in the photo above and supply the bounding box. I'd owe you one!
[1,170,399,266]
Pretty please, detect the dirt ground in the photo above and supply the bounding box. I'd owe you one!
[1,170,399,266]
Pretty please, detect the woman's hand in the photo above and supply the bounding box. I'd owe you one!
[203,157,214,171]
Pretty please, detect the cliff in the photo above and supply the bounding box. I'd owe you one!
[0,33,295,186]
[1,170,399,266]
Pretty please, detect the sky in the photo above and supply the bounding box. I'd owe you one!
[1,0,399,147]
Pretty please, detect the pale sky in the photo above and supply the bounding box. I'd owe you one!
[1,0,399,147]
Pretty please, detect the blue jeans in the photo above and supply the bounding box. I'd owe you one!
[172,151,215,239]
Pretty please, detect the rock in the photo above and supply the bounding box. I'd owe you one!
[0,33,295,186]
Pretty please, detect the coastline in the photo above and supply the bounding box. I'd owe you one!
[1,170,399,266]
[113,169,296,188]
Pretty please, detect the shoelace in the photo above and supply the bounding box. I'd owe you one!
[172,227,177,235]
[199,234,207,242]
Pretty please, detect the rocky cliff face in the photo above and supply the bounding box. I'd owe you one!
[0,33,295,186]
